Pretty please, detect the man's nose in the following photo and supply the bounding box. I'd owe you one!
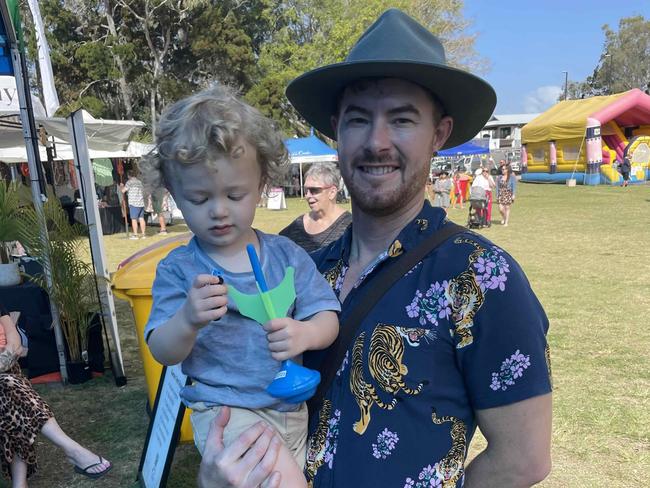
[367,119,392,153]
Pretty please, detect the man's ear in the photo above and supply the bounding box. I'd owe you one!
[432,116,454,152]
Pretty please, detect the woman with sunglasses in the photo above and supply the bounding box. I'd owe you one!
[280,163,352,252]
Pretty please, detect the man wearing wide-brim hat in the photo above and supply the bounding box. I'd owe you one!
[199,9,552,488]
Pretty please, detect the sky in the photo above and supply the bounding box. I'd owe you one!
[463,0,649,115]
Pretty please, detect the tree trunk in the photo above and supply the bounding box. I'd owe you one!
[150,87,156,135]
[104,0,133,118]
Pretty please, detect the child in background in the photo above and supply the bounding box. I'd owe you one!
[120,170,147,239]
[140,85,340,486]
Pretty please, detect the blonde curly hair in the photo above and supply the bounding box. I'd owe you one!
[139,84,288,193]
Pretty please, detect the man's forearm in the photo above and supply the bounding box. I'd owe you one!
[464,445,550,488]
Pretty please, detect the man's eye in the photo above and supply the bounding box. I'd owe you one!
[393,118,414,125]
[347,117,368,125]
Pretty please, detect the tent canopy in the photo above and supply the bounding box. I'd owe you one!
[522,89,650,144]
[0,76,144,152]
[0,110,144,151]
[438,139,489,156]
[285,132,337,164]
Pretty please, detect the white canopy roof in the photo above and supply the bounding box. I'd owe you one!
[0,76,145,157]
[0,140,154,163]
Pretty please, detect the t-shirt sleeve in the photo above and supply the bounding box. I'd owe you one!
[144,257,190,343]
[456,247,552,410]
[289,242,341,320]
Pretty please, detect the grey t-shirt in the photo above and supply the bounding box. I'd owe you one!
[145,231,340,411]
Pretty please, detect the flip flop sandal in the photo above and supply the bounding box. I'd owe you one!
[74,457,112,479]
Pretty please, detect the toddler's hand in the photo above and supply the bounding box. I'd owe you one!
[182,274,228,330]
[263,318,308,361]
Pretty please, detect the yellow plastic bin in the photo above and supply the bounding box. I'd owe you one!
[112,233,195,442]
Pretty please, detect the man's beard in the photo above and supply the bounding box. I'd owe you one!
[342,150,429,217]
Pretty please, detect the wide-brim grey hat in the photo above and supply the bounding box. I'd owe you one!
[286,9,496,149]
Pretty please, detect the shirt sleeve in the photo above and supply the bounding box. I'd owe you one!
[144,257,190,343]
[456,247,552,410]
[289,243,341,321]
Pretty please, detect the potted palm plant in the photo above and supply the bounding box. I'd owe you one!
[17,195,103,384]
[0,181,22,286]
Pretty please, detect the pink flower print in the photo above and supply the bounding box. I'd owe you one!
[406,463,443,488]
[405,281,450,328]
[490,350,531,391]
[371,428,399,459]
[406,298,421,318]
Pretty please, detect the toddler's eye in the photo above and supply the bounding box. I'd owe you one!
[229,194,246,201]
[188,198,207,205]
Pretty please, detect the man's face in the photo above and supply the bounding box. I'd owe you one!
[332,78,452,217]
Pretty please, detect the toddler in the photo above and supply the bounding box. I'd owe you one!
[141,85,340,486]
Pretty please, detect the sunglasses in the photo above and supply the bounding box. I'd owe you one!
[304,186,332,196]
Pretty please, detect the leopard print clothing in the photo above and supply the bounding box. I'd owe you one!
[0,363,53,480]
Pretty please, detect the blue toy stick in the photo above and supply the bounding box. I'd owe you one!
[245,244,320,403]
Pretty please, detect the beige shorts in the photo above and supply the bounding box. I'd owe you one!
[189,402,308,469]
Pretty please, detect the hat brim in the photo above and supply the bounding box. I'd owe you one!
[286,61,496,150]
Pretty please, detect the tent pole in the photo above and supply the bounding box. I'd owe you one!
[10,45,69,384]
[300,162,304,198]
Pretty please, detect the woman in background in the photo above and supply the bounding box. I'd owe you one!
[496,164,516,226]
[0,304,111,487]
[280,163,351,252]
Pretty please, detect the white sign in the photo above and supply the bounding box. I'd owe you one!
[138,364,189,488]
[267,187,287,210]
[0,76,47,118]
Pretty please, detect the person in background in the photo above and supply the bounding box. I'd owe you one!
[471,167,494,227]
[619,156,631,187]
[200,8,552,488]
[496,164,516,226]
[149,188,170,235]
[432,170,452,210]
[0,304,112,486]
[280,163,352,252]
[452,170,464,209]
[120,170,147,239]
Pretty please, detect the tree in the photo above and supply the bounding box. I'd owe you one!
[246,0,485,137]
[564,15,650,99]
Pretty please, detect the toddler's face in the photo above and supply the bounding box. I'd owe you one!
[171,137,262,257]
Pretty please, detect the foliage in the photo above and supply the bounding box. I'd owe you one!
[0,181,21,263]
[18,0,482,138]
[246,0,484,137]
[563,15,650,99]
[16,196,101,362]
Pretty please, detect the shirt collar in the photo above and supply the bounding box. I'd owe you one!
[316,201,449,268]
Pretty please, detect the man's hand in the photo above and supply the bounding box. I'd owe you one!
[182,274,228,330]
[198,406,282,488]
[263,318,309,361]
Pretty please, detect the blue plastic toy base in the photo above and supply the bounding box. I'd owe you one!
[266,359,321,403]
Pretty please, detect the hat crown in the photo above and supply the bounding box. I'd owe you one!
[346,9,447,66]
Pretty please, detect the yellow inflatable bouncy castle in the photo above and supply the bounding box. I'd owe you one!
[521,89,650,185]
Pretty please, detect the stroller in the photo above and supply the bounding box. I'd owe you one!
[467,186,489,229]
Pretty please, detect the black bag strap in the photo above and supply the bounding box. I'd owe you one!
[308,221,465,412]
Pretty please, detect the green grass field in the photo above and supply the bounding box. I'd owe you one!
[3,183,649,487]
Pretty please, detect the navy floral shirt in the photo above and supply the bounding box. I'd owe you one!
[303,202,552,488]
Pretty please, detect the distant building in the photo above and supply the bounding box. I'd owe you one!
[477,113,540,150]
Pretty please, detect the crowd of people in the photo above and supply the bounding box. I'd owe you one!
[427,158,518,227]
